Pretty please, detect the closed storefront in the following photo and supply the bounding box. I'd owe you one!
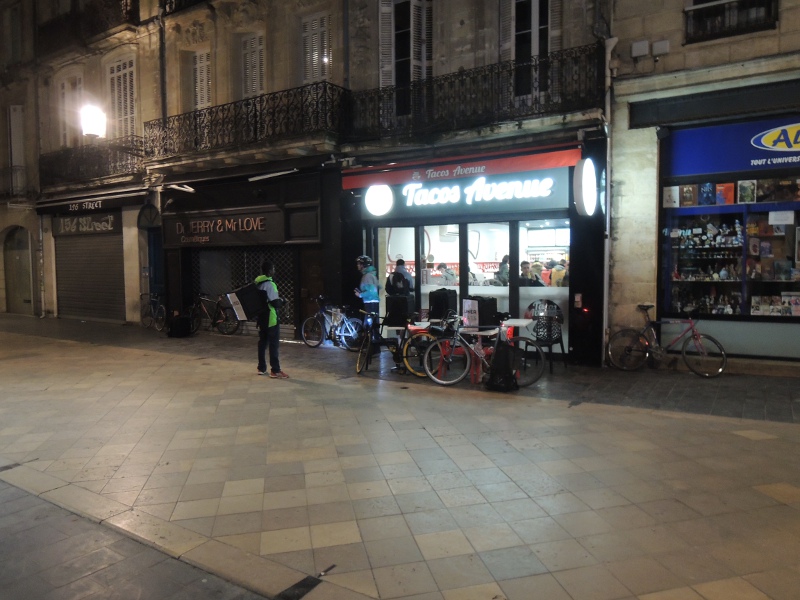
[53,211,125,321]
[160,167,345,336]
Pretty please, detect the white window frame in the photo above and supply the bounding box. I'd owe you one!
[107,56,136,139]
[379,0,431,88]
[302,12,331,84]
[241,32,265,98]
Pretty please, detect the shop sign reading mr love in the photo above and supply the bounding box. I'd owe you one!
[363,170,568,219]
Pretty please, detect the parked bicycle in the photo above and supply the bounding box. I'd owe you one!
[140,292,167,332]
[187,293,240,335]
[422,314,545,387]
[301,295,363,351]
[606,303,726,378]
[356,311,438,377]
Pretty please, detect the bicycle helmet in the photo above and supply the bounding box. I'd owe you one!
[356,255,373,267]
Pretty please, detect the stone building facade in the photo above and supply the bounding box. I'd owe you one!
[609,0,800,359]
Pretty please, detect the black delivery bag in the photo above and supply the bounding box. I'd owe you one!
[385,295,415,326]
[227,283,268,321]
[463,295,499,327]
[429,288,457,320]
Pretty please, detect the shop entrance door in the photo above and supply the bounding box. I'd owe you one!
[3,226,33,315]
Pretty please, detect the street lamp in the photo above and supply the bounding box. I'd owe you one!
[80,105,107,139]
[79,104,145,157]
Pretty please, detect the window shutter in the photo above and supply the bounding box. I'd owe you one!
[302,14,330,84]
[8,105,25,167]
[108,58,135,138]
[8,105,25,193]
[242,33,264,97]
[59,76,83,148]
[193,51,211,109]
[410,0,423,82]
[549,0,561,52]
[5,4,22,65]
[379,0,393,87]
[499,0,513,61]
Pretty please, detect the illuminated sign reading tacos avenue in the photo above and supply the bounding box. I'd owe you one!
[362,168,568,220]
[402,175,554,207]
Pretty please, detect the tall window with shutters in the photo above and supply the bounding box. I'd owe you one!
[379,0,431,120]
[499,0,559,105]
[193,50,212,109]
[2,3,22,67]
[241,33,264,98]
[58,75,83,148]
[108,58,135,139]
[302,13,330,84]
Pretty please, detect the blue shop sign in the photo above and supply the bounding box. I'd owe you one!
[664,116,800,177]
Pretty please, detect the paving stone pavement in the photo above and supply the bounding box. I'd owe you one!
[2,313,800,600]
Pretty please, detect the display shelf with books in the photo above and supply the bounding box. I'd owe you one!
[661,201,800,319]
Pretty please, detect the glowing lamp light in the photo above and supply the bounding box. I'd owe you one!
[573,158,597,217]
[365,185,394,216]
[80,105,107,139]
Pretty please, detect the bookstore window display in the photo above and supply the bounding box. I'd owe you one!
[662,176,800,319]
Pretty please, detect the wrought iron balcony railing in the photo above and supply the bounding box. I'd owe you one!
[348,42,604,140]
[0,166,30,198]
[36,0,139,57]
[144,82,348,159]
[685,0,778,44]
[39,136,144,187]
[162,0,206,16]
[143,42,604,159]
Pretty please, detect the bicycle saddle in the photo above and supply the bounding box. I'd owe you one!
[637,303,654,311]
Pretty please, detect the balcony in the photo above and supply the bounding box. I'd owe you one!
[162,0,206,16]
[685,0,778,44]
[36,0,139,57]
[39,136,144,188]
[349,42,604,140]
[144,82,349,159]
[144,42,604,160]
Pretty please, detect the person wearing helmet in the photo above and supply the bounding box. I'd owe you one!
[354,255,380,318]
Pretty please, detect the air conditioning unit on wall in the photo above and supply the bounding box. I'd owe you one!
[439,225,458,241]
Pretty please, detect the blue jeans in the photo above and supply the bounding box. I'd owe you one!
[258,323,281,374]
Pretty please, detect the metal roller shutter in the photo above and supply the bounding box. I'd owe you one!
[55,234,125,321]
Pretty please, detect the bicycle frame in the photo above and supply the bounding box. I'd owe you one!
[644,319,698,353]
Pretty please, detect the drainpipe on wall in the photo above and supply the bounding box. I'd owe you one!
[601,36,618,365]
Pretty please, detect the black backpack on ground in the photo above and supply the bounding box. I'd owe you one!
[386,271,411,296]
[167,315,193,338]
[484,341,519,392]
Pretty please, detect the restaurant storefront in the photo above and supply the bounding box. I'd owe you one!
[343,144,607,366]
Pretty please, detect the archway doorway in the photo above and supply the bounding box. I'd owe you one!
[4,226,33,314]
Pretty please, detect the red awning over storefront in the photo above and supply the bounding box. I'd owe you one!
[342,148,581,190]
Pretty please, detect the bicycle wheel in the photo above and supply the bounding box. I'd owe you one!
[402,331,437,377]
[682,333,727,378]
[140,302,154,329]
[607,329,648,371]
[506,336,546,387]
[302,316,324,347]
[189,306,202,334]
[423,338,471,385]
[154,305,167,332]
[340,318,364,352]
[356,332,372,374]
[215,307,240,335]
